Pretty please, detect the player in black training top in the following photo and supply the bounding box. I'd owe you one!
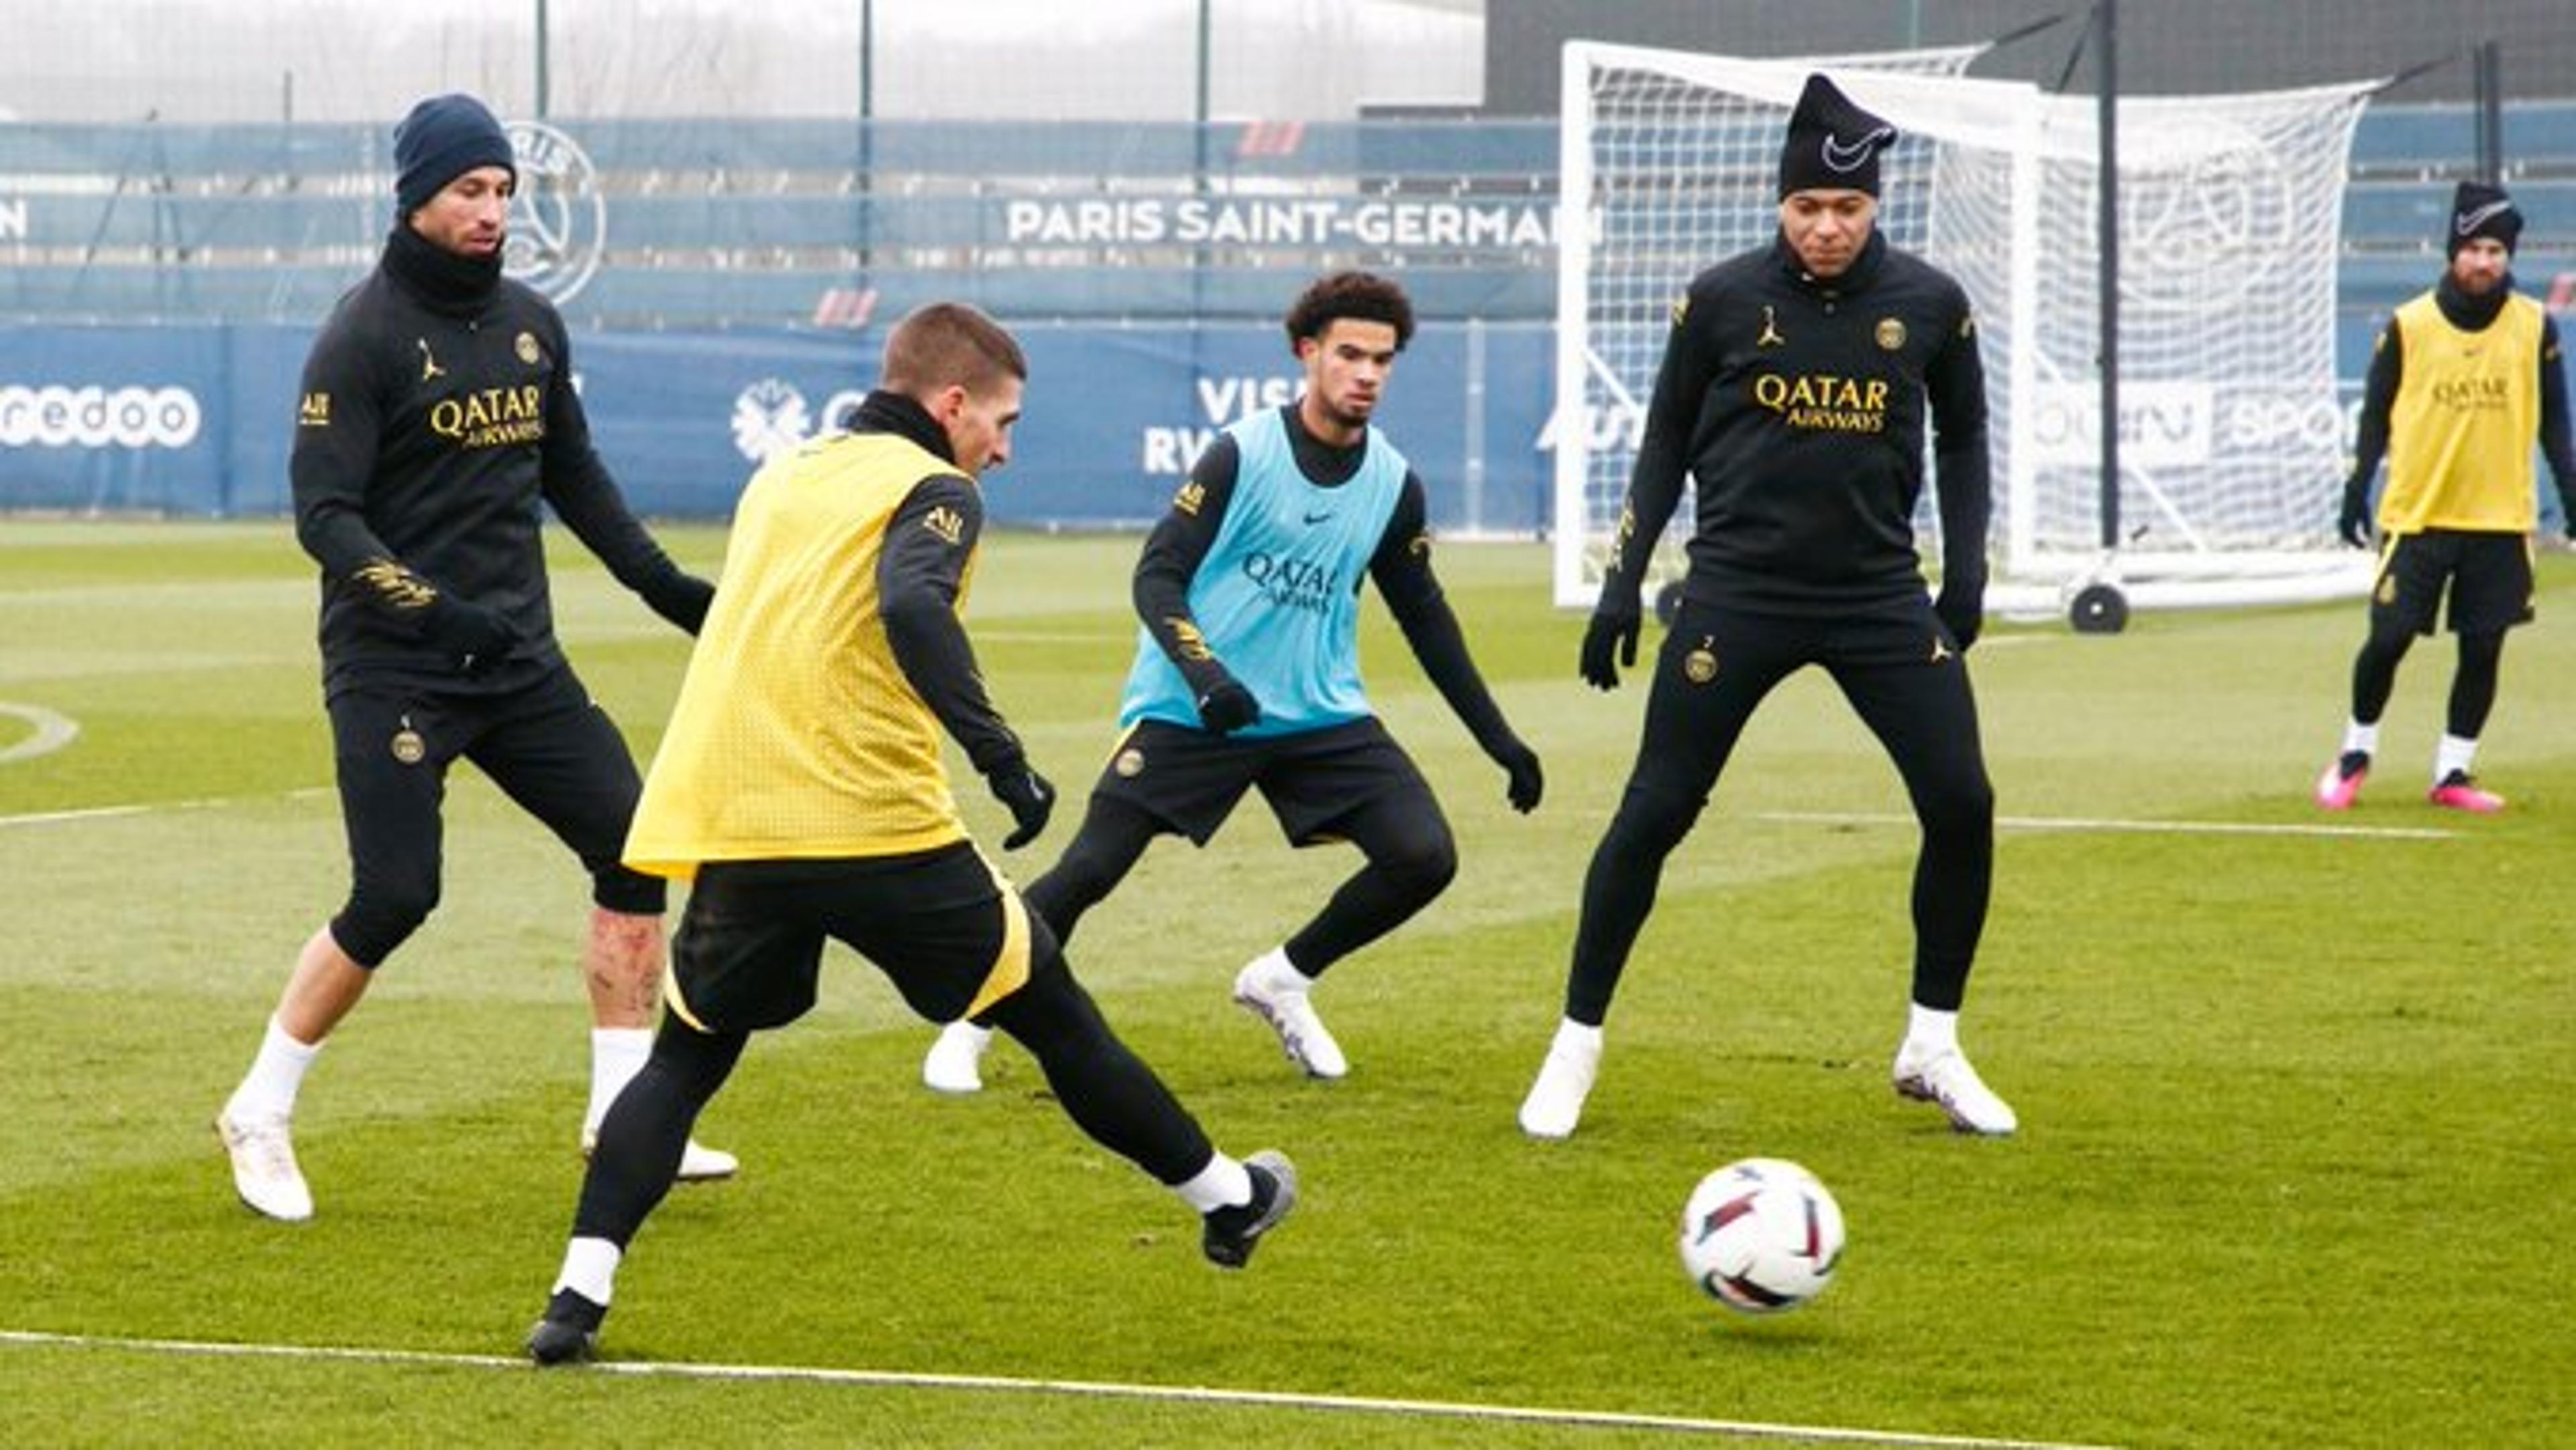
[216,93,734,1224]
[1518,74,2018,1141]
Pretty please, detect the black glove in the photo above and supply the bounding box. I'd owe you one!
[642,571,715,636]
[1579,574,1642,691]
[1933,584,1982,653]
[1488,734,1544,814]
[987,765,1055,850]
[421,594,518,678]
[2337,480,2372,550]
[1195,676,1260,736]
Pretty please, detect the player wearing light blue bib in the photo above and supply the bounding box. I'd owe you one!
[921,272,1544,1095]
[1117,404,1407,738]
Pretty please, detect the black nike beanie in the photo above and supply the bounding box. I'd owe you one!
[1778,73,1896,199]
[2447,180,2522,258]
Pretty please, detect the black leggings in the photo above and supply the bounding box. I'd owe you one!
[2350,623,2505,740]
[1562,603,1994,1025]
[1024,791,1456,979]
[570,952,1214,1249]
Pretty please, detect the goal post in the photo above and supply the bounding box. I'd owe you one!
[1551,41,2381,620]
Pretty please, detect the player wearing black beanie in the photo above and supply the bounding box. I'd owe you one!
[2445,178,2524,259]
[392,93,517,219]
[2316,178,2575,816]
[1776,71,1896,198]
[1521,70,2015,1144]
[216,94,735,1225]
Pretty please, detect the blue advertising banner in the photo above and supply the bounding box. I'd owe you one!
[0,321,1556,535]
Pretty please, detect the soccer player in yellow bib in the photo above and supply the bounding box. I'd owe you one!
[525,303,1294,1365]
[2316,181,2576,814]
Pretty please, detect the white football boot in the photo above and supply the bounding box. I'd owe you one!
[1517,1019,1603,1141]
[1231,948,1347,1079]
[217,1110,315,1223]
[1891,1043,2019,1136]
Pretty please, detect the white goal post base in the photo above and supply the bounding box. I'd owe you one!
[1986,553,2377,626]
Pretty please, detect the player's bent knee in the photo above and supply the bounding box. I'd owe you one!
[332,881,439,967]
[1383,831,1458,902]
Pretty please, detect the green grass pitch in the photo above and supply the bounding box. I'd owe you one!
[1,519,2570,1448]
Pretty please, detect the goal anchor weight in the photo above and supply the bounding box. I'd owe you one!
[2068,581,2129,634]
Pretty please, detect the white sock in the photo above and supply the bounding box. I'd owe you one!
[553,1235,623,1306]
[227,1016,321,1122]
[2434,734,2478,783]
[1173,1152,1254,1213]
[1550,1017,1604,1062]
[2341,720,2379,758]
[1251,945,1313,992]
[1905,1003,1961,1058]
[586,1028,653,1137]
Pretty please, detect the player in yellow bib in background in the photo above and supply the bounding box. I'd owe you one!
[2318,181,2576,814]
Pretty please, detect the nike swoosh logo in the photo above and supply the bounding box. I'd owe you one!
[1821,126,1894,173]
[1302,511,1334,524]
[2455,200,2514,235]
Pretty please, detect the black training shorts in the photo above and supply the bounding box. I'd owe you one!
[325,665,661,964]
[2370,529,2534,637]
[1083,716,1438,847]
[665,841,1040,1034]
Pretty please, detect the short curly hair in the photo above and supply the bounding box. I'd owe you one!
[1283,270,1414,354]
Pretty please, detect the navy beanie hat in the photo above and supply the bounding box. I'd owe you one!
[394,93,516,216]
[1778,73,1896,199]
[2447,180,2522,258]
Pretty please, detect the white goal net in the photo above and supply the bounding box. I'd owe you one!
[1551,42,2380,618]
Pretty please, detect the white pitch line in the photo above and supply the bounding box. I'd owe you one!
[1756,810,2457,842]
[0,803,160,829]
[0,701,80,765]
[0,1329,2121,1450]
[0,787,333,831]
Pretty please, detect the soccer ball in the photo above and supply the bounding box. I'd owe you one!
[1677,1157,1845,1314]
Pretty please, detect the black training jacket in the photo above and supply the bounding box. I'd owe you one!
[1613,230,1992,616]
[290,225,695,693]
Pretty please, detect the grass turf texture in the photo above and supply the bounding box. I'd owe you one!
[2,519,2570,1448]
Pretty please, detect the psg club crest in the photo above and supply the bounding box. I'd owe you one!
[504,120,606,305]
